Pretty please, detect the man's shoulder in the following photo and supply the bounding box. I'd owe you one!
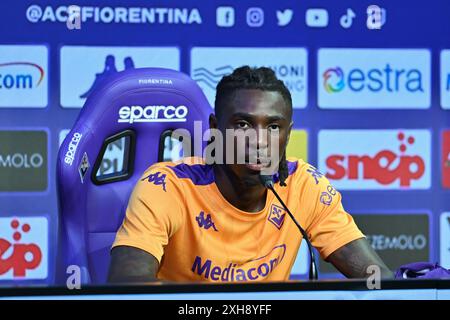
[142,156,215,187]
[285,157,327,186]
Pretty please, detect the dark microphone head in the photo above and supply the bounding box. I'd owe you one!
[259,174,274,189]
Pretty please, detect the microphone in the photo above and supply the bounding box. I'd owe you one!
[259,174,274,189]
[259,174,319,281]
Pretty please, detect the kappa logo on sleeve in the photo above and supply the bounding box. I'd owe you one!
[195,211,218,231]
[141,171,167,191]
[306,165,325,184]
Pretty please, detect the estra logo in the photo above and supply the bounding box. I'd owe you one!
[0,217,48,280]
[318,130,431,190]
[318,48,431,109]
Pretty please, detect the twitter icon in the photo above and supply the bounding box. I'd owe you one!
[277,9,293,27]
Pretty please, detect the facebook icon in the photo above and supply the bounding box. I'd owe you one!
[216,7,235,27]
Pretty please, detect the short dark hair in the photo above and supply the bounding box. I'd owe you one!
[214,66,292,186]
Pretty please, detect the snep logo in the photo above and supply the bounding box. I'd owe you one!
[0,131,48,192]
[440,212,450,269]
[191,47,307,108]
[0,217,48,280]
[195,211,218,232]
[318,48,431,109]
[64,132,82,166]
[60,46,180,108]
[320,214,429,274]
[118,105,188,123]
[0,45,48,108]
[443,131,450,188]
[268,204,286,230]
[318,130,431,190]
[141,171,167,191]
[191,244,286,281]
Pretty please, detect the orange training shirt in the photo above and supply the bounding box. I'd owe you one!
[112,157,364,282]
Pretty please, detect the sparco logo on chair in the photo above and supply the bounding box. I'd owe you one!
[118,105,188,123]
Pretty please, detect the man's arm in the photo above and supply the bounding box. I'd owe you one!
[107,246,159,283]
[326,238,394,279]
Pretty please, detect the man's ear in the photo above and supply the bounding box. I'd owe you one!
[209,113,218,130]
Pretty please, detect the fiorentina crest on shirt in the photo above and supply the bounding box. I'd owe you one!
[268,204,286,230]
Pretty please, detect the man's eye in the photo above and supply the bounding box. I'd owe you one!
[269,124,280,131]
[236,122,250,129]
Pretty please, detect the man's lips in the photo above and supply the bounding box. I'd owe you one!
[242,157,272,172]
[243,162,270,172]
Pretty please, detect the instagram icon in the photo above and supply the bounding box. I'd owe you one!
[246,8,264,27]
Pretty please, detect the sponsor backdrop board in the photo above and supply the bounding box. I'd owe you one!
[320,214,431,274]
[0,1,449,284]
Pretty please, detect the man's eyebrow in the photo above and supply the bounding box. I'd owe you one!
[231,112,286,122]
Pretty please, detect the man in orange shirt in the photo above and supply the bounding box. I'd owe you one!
[108,66,393,283]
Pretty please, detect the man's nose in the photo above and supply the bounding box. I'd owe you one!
[255,128,269,149]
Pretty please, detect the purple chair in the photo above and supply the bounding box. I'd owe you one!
[57,68,211,284]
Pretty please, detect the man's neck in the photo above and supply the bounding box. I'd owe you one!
[213,164,268,213]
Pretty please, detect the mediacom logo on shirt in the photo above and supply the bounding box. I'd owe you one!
[191,244,286,282]
[318,48,431,109]
[318,130,431,190]
[0,217,48,280]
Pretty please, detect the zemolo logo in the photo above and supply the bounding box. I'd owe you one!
[0,131,47,192]
[118,105,188,123]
